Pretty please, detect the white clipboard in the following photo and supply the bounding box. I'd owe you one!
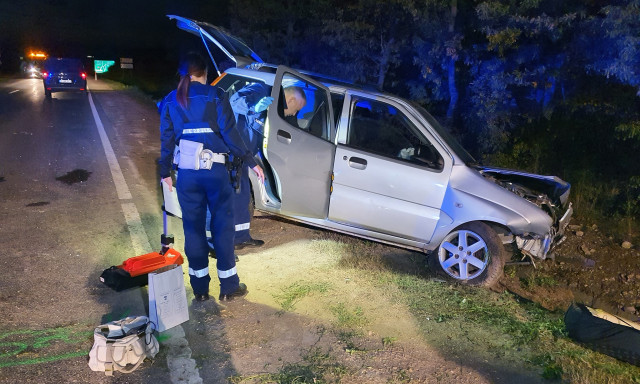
[162,180,182,218]
[149,264,189,332]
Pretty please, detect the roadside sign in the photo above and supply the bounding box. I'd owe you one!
[94,60,115,73]
[120,57,133,69]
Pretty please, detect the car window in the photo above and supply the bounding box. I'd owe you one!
[331,93,345,128]
[44,58,83,72]
[215,75,271,101]
[347,97,444,170]
[277,73,332,141]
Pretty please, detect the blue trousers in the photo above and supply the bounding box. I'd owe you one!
[207,165,252,246]
[233,167,252,243]
[176,166,240,296]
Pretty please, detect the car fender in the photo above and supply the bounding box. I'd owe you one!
[428,165,553,249]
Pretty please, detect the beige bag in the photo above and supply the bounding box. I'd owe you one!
[88,316,159,376]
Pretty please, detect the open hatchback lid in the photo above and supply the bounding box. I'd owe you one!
[167,15,263,72]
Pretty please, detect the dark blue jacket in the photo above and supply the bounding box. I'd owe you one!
[159,82,256,178]
[230,83,269,154]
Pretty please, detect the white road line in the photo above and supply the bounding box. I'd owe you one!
[88,92,132,200]
[121,202,152,255]
[88,90,202,383]
[9,90,20,94]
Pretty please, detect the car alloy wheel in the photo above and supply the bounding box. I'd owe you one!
[431,222,506,287]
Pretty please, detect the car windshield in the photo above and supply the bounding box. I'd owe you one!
[44,58,83,72]
[410,102,477,165]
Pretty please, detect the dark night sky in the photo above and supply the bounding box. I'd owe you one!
[0,0,229,61]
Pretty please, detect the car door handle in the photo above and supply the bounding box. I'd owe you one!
[277,129,291,144]
[347,156,367,170]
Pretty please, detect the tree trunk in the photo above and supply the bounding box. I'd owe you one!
[377,37,394,90]
[284,0,296,65]
[446,56,458,119]
[446,0,458,120]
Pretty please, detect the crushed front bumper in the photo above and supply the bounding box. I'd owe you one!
[516,202,573,259]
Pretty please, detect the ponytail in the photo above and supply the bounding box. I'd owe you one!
[175,52,207,109]
[176,75,190,109]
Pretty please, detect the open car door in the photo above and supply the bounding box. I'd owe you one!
[264,66,336,219]
[167,15,263,73]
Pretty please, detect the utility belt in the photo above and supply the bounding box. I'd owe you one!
[174,139,227,170]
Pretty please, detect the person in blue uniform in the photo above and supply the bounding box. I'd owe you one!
[228,83,273,249]
[206,83,307,257]
[205,83,271,257]
[227,83,306,244]
[159,52,264,302]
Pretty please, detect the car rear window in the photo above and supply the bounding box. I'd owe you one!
[44,58,84,72]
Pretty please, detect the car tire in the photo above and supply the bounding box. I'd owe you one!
[45,90,51,99]
[429,222,506,288]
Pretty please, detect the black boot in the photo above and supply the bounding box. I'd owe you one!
[219,283,248,302]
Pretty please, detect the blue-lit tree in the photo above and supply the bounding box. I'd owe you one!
[317,0,419,88]
[580,0,640,97]
[578,0,640,148]
[459,0,578,153]
[227,0,335,69]
[410,0,465,122]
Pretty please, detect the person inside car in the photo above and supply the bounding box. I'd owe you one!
[282,86,307,128]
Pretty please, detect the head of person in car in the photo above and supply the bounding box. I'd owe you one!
[283,86,307,117]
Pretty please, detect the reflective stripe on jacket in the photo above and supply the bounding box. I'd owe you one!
[159,82,257,178]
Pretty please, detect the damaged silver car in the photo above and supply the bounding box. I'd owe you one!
[169,15,573,287]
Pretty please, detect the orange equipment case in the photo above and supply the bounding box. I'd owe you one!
[100,204,183,291]
[120,247,183,277]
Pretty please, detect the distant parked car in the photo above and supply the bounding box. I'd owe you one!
[42,58,87,98]
[169,15,574,288]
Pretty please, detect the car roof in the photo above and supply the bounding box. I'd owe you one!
[224,64,382,96]
[44,58,83,69]
[223,64,476,165]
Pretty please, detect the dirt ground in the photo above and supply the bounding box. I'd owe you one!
[498,221,640,321]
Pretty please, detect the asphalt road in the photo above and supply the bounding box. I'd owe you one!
[0,77,179,383]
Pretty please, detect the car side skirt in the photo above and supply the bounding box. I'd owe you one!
[256,209,430,253]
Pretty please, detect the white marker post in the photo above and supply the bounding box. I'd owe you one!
[87,56,97,80]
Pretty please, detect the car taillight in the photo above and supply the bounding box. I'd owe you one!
[81,72,86,79]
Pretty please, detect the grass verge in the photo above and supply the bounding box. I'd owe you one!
[388,270,640,383]
[233,236,640,383]
[322,237,640,383]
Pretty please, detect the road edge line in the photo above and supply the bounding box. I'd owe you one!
[87,90,132,200]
